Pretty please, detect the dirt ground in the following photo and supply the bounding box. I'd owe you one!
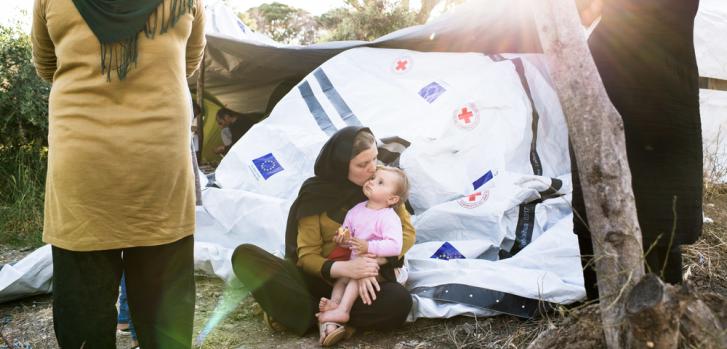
[1,190,726,348]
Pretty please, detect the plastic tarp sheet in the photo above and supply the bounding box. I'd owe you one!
[696,0,727,81]
[701,89,727,183]
[199,0,727,116]
[198,47,585,319]
[0,245,52,303]
[196,0,542,115]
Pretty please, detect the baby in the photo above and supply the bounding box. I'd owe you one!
[318,166,409,325]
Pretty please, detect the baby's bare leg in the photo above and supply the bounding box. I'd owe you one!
[318,278,358,324]
[320,277,348,312]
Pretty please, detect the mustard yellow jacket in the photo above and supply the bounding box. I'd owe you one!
[31,0,206,251]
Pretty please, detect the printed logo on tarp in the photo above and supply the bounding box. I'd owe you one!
[391,56,412,74]
[418,82,446,103]
[430,241,466,260]
[457,190,489,208]
[251,153,284,180]
[472,170,494,190]
[453,103,480,129]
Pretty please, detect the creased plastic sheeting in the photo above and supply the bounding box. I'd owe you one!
[0,245,53,303]
[197,0,543,115]
[400,55,569,214]
[194,242,238,283]
[413,173,572,250]
[696,0,727,80]
[195,47,585,320]
[700,89,727,183]
[407,215,584,319]
[196,188,288,255]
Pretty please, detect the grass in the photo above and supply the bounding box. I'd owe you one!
[704,129,727,200]
[0,145,46,248]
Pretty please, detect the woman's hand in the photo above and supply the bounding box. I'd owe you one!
[350,238,369,255]
[358,276,381,305]
[362,253,389,266]
[331,256,379,279]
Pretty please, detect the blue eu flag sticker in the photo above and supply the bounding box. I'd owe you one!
[430,242,466,260]
[472,170,494,190]
[252,153,284,180]
[418,82,446,103]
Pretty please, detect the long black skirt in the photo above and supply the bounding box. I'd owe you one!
[230,244,412,336]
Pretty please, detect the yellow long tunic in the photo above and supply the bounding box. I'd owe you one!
[31,0,206,251]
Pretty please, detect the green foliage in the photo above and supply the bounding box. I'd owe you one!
[319,0,417,42]
[0,145,46,248]
[0,24,51,148]
[239,0,457,45]
[243,2,319,44]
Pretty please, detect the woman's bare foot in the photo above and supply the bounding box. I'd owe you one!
[319,298,339,313]
[318,306,350,325]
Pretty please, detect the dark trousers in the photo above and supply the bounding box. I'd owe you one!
[51,235,195,349]
[231,244,412,336]
[577,233,683,300]
[570,140,686,300]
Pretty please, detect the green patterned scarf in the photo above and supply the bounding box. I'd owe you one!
[71,0,194,80]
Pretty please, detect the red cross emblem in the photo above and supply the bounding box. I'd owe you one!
[396,60,408,71]
[453,103,480,129]
[392,56,412,74]
[458,190,489,208]
[457,107,474,124]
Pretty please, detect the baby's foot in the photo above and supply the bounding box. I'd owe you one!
[318,306,350,325]
[319,297,339,312]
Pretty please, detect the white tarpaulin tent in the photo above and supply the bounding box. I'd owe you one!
[197,46,586,319]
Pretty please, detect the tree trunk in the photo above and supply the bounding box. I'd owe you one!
[680,296,727,348]
[625,274,682,348]
[416,0,442,24]
[529,1,645,348]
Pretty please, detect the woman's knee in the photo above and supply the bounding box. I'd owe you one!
[232,244,264,267]
[388,283,413,309]
[377,283,413,324]
[231,244,269,279]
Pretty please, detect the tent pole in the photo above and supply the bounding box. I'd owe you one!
[196,52,206,165]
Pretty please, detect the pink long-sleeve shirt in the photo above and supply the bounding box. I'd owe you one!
[343,201,403,258]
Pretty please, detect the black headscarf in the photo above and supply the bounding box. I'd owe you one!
[71,0,194,80]
[284,126,372,262]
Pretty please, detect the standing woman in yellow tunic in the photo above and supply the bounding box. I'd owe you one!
[31,0,205,347]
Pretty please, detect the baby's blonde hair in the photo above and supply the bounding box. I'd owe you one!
[377,166,409,204]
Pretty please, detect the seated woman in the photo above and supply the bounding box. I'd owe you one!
[231,126,415,347]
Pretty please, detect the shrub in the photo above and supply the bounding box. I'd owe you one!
[0,24,50,148]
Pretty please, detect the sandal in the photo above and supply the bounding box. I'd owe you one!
[319,322,355,347]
